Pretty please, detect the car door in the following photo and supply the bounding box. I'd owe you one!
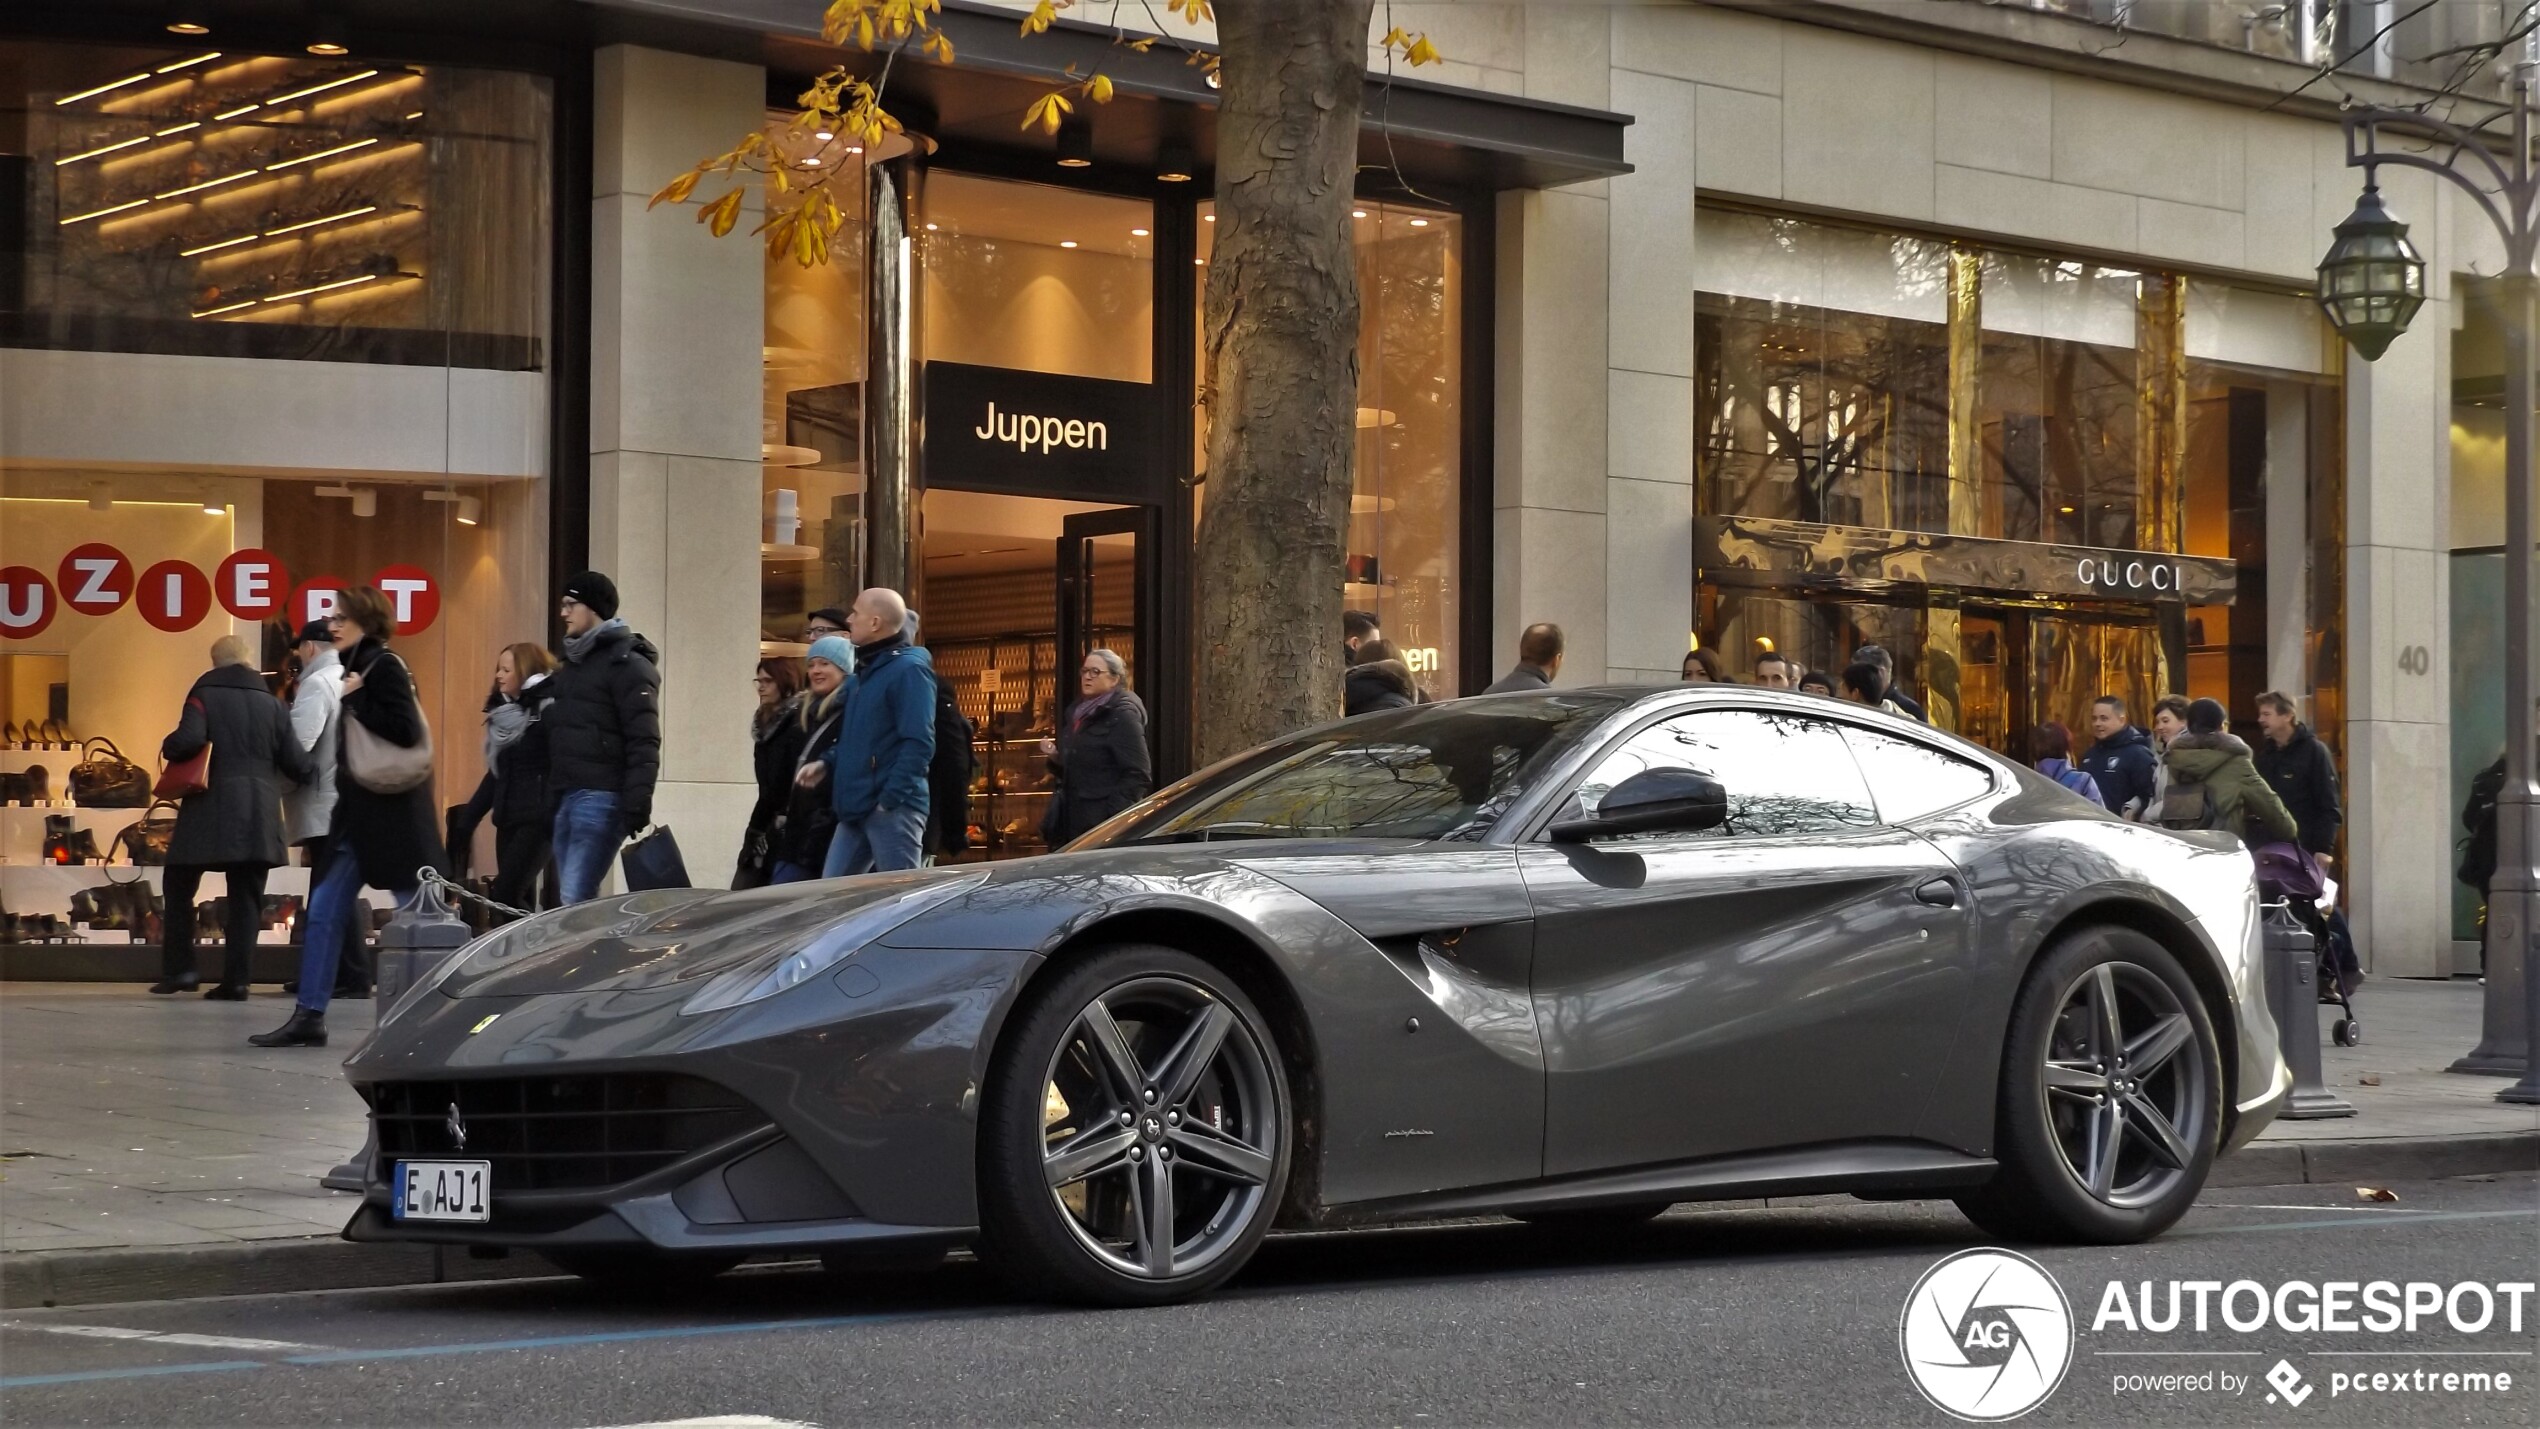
[1517,706,1977,1177]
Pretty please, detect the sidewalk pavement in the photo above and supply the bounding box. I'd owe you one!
[2,976,2533,1306]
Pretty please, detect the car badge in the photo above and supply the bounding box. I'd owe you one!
[469,1013,501,1035]
[445,1103,468,1152]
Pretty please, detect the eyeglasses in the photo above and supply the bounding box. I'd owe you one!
[752,675,775,686]
[804,625,841,638]
[324,613,348,625]
[559,597,584,611]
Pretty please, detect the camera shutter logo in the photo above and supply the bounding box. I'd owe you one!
[1899,1248,2075,1421]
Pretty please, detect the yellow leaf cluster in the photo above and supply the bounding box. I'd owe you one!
[1379,26,1441,66]
[821,0,943,51]
[1168,0,1211,22]
[1021,90,1074,133]
[1020,0,1060,36]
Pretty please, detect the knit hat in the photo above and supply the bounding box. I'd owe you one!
[561,570,620,620]
[295,619,331,645]
[805,635,854,676]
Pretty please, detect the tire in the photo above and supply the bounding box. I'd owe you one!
[1954,926,2221,1244]
[538,1247,745,1288]
[978,945,1292,1307]
[1511,1203,1671,1233]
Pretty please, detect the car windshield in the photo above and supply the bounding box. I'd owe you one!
[1079,692,1628,847]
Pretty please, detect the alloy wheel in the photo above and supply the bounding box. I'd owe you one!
[2040,962,2208,1211]
[1037,975,1280,1280]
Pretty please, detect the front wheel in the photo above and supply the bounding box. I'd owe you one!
[1955,926,2221,1244]
[978,946,1292,1306]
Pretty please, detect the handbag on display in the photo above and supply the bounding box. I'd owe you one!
[112,803,180,866]
[68,738,151,807]
[342,655,435,795]
[620,824,692,891]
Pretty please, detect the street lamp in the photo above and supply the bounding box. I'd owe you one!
[2319,70,2540,1104]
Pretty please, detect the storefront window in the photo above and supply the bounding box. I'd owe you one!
[2452,282,2508,941]
[760,116,870,648]
[1975,255,2141,547]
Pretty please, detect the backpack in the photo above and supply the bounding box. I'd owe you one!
[925,672,976,855]
[2157,778,2222,832]
[2459,756,2506,890]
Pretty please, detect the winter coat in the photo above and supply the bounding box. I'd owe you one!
[161,663,316,870]
[329,638,449,890]
[1483,662,1554,695]
[456,676,556,837]
[2079,724,2159,817]
[542,621,662,825]
[1344,659,1417,716]
[1043,690,1153,847]
[746,694,809,841]
[2035,758,2105,807]
[1884,684,1929,723]
[282,647,342,845]
[772,693,843,871]
[2254,724,2343,855]
[2163,731,2299,845]
[821,637,936,820]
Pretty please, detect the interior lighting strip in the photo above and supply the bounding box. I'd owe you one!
[261,70,380,107]
[57,119,208,168]
[52,53,221,107]
[266,203,378,235]
[189,270,393,319]
[154,53,221,74]
[264,137,377,170]
[154,170,254,200]
[61,198,149,225]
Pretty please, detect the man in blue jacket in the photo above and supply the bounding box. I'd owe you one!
[2080,695,2160,818]
[799,587,937,875]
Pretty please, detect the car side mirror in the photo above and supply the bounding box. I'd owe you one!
[1549,767,1729,842]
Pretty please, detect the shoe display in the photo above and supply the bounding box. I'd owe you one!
[248,1008,327,1047]
[148,975,200,995]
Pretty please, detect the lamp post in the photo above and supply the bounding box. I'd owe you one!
[2319,70,2539,1103]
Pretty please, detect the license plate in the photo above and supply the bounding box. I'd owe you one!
[393,1160,491,1222]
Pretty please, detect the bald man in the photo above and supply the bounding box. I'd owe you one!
[799,587,938,874]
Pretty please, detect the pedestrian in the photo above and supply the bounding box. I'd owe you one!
[2158,697,2298,844]
[450,643,557,917]
[1840,662,1907,717]
[770,639,851,883]
[907,607,976,862]
[1042,647,1154,848]
[152,635,316,998]
[1796,669,1838,698]
[1344,638,1419,715]
[1851,645,1927,721]
[737,656,806,888]
[2142,693,2190,823]
[1754,652,1799,688]
[543,570,661,905]
[1485,623,1563,693]
[803,607,848,642]
[2253,691,2343,865]
[251,587,446,1048]
[2078,694,2159,818]
[1680,647,1726,683]
[1343,609,1381,664]
[2029,722,2105,804]
[798,588,935,876]
[281,618,364,998]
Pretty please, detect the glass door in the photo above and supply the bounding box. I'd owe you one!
[1057,507,1150,696]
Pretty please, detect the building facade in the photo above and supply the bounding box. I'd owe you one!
[0,0,2495,977]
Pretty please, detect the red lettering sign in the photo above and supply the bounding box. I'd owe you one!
[135,559,213,633]
[214,549,287,621]
[56,543,133,616]
[0,566,56,639]
[372,564,439,635]
[291,575,349,631]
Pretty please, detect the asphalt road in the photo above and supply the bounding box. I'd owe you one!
[4,1174,2534,1427]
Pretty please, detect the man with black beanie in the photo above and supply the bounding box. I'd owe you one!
[544,570,661,903]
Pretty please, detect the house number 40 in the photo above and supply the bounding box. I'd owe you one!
[2398,645,2431,676]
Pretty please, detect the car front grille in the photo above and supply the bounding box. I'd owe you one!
[370,1074,768,1193]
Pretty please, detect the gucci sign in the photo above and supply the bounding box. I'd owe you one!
[2074,558,2189,594]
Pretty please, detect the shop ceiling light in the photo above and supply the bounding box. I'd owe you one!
[456,495,481,526]
[1156,142,1195,182]
[316,483,377,516]
[1059,239,1078,249]
[307,10,351,56]
[1055,114,1094,168]
[814,128,835,141]
[1409,218,1428,227]
[1130,227,1149,237]
[201,492,227,515]
[167,4,212,35]
[1352,209,1367,219]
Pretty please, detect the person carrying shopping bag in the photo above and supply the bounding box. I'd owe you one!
[154,635,315,998]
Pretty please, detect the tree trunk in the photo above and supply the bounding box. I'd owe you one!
[1193,0,1375,765]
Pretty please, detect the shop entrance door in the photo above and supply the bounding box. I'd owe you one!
[1056,507,1153,697]
[1955,605,2161,763]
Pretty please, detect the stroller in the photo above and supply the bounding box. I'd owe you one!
[2257,842,2361,1046]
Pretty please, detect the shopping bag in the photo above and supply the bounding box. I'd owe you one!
[620,824,692,891]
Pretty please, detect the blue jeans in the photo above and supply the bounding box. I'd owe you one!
[551,789,625,905]
[823,805,926,877]
[770,859,820,885]
[295,836,414,1015]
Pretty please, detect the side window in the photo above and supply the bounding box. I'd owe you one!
[1569,709,1877,840]
[1842,726,1996,824]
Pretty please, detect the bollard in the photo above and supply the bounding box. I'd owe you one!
[321,876,475,1191]
[2264,900,2356,1120]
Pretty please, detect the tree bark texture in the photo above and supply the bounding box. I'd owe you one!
[1193,0,1375,765]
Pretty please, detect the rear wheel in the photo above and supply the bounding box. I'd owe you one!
[1955,926,2220,1244]
[978,945,1292,1306]
[538,1247,745,1288]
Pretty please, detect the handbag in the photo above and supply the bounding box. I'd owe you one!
[113,802,180,866]
[342,653,435,795]
[732,827,773,890]
[68,738,151,807]
[2252,841,2325,902]
[155,706,212,800]
[620,824,692,891]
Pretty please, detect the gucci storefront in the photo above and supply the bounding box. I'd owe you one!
[1694,209,2347,767]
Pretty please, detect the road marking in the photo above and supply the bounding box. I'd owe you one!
[3,1322,321,1352]
[0,1361,263,1388]
[592,1420,824,1428]
[2178,1208,2535,1236]
[2221,1203,2438,1214]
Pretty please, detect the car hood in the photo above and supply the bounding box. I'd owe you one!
[439,870,978,998]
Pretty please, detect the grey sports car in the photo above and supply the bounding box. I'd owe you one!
[344,687,2288,1305]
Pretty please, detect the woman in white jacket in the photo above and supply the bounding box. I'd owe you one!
[282,618,365,997]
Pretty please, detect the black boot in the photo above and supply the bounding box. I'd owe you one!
[248,1008,326,1047]
[149,974,199,995]
[202,984,249,1001]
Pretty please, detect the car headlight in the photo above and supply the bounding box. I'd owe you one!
[680,872,990,1016]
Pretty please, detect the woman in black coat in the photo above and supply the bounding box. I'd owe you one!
[252,586,447,1048]
[1343,638,1419,716]
[768,646,847,883]
[737,656,806,888]
[153,635,316,998]
[450,642,557,917]
[1041,647,1153,849]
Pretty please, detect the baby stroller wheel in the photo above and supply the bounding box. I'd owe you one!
[2332,1018,2360,1047]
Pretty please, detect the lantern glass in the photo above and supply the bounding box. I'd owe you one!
[2315,186,2426,361]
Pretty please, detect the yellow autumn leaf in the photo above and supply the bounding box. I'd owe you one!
[1405,33,1441,66]
[648,168,701,209]
[1021,0,1055,35]
[1087,73,1114,103]
[1379,26,1408,51]
[1127,36,1156,51]
[702,188,744,237]
[923,29,955,63]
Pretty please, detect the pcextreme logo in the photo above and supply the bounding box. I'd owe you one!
[1899,1248,2077,1421]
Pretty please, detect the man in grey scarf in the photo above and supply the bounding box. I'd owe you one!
[542,571,662,903]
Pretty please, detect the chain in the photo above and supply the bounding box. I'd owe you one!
[415,865,532,922]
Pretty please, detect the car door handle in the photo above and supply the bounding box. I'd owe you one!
[1914,877,1962,908]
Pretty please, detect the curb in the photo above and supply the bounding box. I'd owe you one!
[6,1134,2533,1309]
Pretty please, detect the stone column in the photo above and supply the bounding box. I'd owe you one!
[589,45,764,886]
[2264,380,2311,698]
[1494,184,1610,686]
[1605,68,1698,685]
